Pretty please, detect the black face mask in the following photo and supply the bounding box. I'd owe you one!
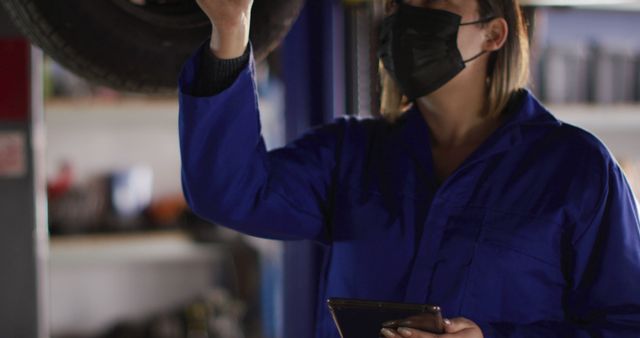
[378,3,494,100]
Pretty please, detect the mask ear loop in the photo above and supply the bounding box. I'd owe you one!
[459,16,496,26]
[459,16,496,64]
[463,50,489,63]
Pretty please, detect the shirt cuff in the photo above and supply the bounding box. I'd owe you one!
[191,39,251,97]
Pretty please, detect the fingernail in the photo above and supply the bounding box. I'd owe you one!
[444,318,451,325]
[398,327,413,337]
[398,320,413,327]
[382,320,397,327]
[380,328,395,338]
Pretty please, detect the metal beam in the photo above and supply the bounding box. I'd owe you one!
[0,10,49,338]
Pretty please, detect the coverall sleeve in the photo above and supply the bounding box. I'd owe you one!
[478,160,640,337]
[178,42,346,243]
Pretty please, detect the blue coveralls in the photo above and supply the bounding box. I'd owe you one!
[179,43,640,338]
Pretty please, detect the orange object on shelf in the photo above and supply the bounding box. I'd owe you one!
[146,195,189,227]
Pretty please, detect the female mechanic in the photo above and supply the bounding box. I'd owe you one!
[178,0,640,337]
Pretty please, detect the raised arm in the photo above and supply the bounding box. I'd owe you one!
[178,1,351,243]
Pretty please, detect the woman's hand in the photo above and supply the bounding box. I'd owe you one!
[195,0,253,59]
[380,317,484,338]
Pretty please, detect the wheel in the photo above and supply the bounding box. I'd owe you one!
[1,0,304,93]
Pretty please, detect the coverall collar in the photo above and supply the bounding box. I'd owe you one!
[397,89,562,191]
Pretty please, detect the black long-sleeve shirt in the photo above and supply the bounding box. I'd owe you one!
[191,40,250,97]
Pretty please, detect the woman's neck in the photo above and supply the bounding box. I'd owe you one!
[414,69,500,150]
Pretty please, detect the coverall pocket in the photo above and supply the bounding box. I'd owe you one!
[479,211,564,269]
[434,211,486,266]
[464,211,567,321]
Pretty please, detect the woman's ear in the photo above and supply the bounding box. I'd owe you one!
[484,18,508,52]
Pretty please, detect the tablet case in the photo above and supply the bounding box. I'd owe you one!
[327,298,444,338]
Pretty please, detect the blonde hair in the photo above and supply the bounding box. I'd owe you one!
[379,0,530,122]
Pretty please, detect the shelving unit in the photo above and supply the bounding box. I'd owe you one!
[521,0,640,11]
[50,230,223,264]
[521,0,640,163]
[548,104,640,131]
[49,231,228,336]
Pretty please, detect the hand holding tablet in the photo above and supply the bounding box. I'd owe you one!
[327,298,445,338]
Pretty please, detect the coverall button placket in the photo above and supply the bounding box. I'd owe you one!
[402,127,517,304]
[404,192,449,302]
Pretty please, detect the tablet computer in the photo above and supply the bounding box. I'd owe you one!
[327,298,444,338]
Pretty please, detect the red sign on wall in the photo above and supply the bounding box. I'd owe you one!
[0,39,30,122]
[0,131,26,177]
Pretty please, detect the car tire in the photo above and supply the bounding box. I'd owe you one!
[1,0,304,93]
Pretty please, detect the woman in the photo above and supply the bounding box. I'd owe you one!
[179,0,640,337]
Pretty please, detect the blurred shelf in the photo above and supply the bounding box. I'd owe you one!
[49,230,226,336]
[547,104,640,132]
[44,97,179,125]
[50,230,225,265]
[44,96,178,108]
[521,0,640,11]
